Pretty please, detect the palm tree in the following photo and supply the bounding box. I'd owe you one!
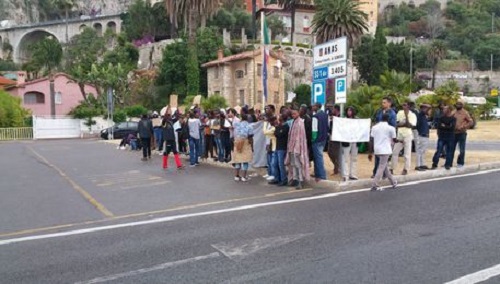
[427,40,447,89]
[266,0,313,45]
[312,0,369,45]
[51,0,77,43]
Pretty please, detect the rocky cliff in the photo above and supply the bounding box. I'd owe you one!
[0,0,132,25]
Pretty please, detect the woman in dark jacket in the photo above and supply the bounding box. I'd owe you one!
[162,116,184,170]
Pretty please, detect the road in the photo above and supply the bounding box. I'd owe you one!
[1,140,500,283]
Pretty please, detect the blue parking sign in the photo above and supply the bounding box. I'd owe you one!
[312,80,326,105]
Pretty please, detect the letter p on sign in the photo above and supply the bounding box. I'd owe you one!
[313,81,326,104]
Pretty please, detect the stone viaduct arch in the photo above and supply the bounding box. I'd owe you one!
[0,14,122,63]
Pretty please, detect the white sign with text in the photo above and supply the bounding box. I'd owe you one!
[313,37,348,67]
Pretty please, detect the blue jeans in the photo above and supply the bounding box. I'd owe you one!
[453,133,467,166]
[312,140,327,180]
[432,138,455,167]
[272,150,287,183]
[154,128,163,151]
[267,151,274,176]
[215,136,224,161]
[130,139,137,150]
[234,163,249,171]
[189,137,200,165]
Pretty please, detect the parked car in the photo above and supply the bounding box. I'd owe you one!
[490,107,500,119]
[100,122,139,140]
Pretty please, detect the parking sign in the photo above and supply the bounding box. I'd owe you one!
[335,77,347,104]
[312,80,326,105]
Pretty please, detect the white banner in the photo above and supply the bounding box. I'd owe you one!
[331,117,371,143]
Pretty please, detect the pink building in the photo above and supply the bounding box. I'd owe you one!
[6,72,98,116]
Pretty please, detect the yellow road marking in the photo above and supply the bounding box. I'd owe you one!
[0,187,320,239]
[27,146,114,218]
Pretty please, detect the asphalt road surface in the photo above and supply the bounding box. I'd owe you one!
[1,140,500,283]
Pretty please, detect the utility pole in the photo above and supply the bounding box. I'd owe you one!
[491,13,495,74]
[252,0,257,106]
[410,41,413,92]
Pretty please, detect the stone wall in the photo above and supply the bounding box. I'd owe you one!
[418,70,500,95]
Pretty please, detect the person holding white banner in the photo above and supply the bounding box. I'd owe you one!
[341,106,359,181]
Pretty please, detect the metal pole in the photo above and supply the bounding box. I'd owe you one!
[491,13,494,74]
[252,0,257,106]
[49,76,56,117]
[410,42,413,92]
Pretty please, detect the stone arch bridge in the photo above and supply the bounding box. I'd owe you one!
[0,14,122,63]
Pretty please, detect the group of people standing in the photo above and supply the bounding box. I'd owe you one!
[130,96,472,191]
[368,97,473,191]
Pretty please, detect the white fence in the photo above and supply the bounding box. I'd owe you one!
[32,116,114,140]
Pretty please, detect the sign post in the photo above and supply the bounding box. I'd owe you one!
[312,37,348,115]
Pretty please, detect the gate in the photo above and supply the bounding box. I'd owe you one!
[33,116,81,139]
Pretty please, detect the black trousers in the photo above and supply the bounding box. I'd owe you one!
[220,131,232,161]
[141,137,151,158]
[205,134,215,158]
[164,140,178,155]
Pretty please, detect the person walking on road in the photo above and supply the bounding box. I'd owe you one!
[452,99,473,168]
[286,108,310,190]
[415,104,431,171]
[369,114,398,191]
[161,115,184,170]
[372,97,397,177]
[432,105,456,170]
[138,114,154,161]
[311,102,329,182]
[391,101,417,175]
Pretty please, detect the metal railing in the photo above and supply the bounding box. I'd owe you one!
[0,127,33,141]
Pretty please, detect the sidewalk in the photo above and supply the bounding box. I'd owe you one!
[102,139,500,192]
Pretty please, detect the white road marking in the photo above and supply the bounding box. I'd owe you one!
[75,252,221,284]
[395,168,500,188]
[212,233,312,261]
[444,263,500,284]
[0,168,499,246]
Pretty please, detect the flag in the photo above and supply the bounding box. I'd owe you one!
[261,13,270,102]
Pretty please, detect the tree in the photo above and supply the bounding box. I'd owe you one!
[28,36,63,75]
[427,40,447,89]
[267,0,312,44]
[387,42,412,74]
[379,70,412,101]
[122,0,172,42]
[70,95,103,133]
[353,27,387,85]
[371,27,388,85]
[201,95,228,110]
[50,0,77,43]
[0,90,30,127]
[156,27,224,102]
[267,14,287,40]
[312,0,369,44]
[346,84,384,119]
[292,84,311,106]
[165,0,222,96]
[65,28,106,101]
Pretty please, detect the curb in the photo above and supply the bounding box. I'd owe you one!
[315,161,500,192]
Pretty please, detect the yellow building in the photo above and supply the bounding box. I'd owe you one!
[202,49,289,108]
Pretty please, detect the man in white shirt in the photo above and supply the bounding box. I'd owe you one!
[369,114,398,191]
[391,101,417,175]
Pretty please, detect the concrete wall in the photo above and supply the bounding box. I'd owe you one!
[418,70,500,95]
